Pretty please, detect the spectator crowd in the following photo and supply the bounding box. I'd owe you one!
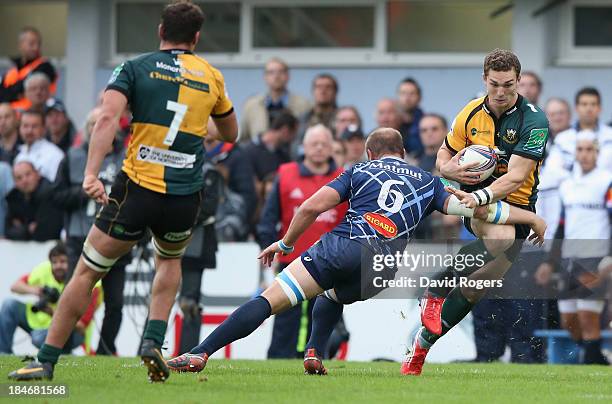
[1,27,611,364]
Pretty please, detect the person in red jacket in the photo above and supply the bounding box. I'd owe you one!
[257,124,347,358]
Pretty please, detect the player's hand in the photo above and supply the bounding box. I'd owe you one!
[445,186,478,208]
[83,174,109,205]
[258,242,283,267]
[440,148,485,185]
[527,216,546,247]
[534,262,553,286]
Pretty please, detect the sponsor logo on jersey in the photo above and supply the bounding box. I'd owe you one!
[156,61,204,77]
[503,128,518,144]
[470,128,491,137]
[108,63,124,84]
[363,212,397,238]
[164,230,192,242]
[525,128,548,151]
[368,161,422,180]
[137,144,196,169]
[149,71,210,92]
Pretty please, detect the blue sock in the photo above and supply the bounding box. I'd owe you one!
[305,295,343,354]
[190,296,271,356]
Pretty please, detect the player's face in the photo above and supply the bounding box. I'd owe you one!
[576,95,601,126]
[419,116,446,149]
[13,162,40,194]
[545,100,571,135]
[51,255,69,283]
[19,114,45,145]
[334,108,360,138]
[397,82,420,111]
[0,104,17,137]
[484,69,518,111]
[517,75,540,104]
[264,61,289,92]
[575,139,598,172]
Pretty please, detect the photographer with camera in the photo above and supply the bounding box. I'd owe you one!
[0,243,100,354]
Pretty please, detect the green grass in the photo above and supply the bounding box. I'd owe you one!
[1,356,611,403]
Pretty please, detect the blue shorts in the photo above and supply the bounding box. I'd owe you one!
[300,233,395,304]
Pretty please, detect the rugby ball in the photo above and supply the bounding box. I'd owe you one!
[458,145,497,181]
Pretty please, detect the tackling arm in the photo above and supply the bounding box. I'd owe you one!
[258,186,341,266]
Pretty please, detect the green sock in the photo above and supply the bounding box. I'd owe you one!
[440,287,475,333]
[143,319,168,346]
[37,343,62,365]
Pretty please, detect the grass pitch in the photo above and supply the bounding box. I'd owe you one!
[0,356,610,403]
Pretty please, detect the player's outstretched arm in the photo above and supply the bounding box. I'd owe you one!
[83,89,127,204]
[443,187,546,246]
[258,186,341,267]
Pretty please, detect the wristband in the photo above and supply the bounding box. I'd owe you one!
[278,239,294,254]
[471,187,493,206]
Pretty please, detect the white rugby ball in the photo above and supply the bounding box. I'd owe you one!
[458,145,498,181]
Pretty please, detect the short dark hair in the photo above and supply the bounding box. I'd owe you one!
[575,87,601,106]
[160,1,204,45]
[365,128,404,157]
[270,110,297,131]
[20,109,45,125]
[398,77,422,97]
[521,71,542,91]
[49,242,67,261]
[421,113,448,130]
[483,48,521,77]
[313,73,339,93]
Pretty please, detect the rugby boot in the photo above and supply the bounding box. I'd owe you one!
[166,352,208,373]
[303,348,328,375]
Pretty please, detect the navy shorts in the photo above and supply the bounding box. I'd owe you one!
[300,233,396,304]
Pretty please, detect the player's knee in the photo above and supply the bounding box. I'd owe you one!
[82,238,119,273]
[276,270,306,308]
[152,238,187,259]
[482,225,515,257]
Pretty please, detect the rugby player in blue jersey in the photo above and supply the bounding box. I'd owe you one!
[166,128,545,374]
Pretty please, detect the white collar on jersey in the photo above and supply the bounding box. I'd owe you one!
[378,155,405,162]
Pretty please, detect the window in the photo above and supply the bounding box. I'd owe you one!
[252,6,374,48]
[574,6,612,47]
[0,2,67,58]
[115,2,240,54]
[386,1,512,52]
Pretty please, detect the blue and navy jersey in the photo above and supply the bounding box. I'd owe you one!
[326,156,449,251]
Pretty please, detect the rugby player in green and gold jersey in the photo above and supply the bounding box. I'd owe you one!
[403,49,549,375]
[9,1,238,382]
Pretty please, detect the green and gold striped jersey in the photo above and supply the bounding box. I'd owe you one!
[106,49,233,195]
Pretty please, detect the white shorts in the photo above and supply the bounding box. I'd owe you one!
[557,299,605,314]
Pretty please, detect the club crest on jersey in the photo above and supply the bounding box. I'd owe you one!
[363,212,397,238]
[503,128,518,144]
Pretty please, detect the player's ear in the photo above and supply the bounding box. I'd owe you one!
[158,24,164,41]
[366,148,373,160]
[193,31,201,47]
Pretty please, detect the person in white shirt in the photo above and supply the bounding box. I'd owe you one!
[546,87,612,173]
[14,109,63,182]
[537,132,612,365]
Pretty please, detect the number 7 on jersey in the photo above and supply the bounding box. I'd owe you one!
[163,100,188,146]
